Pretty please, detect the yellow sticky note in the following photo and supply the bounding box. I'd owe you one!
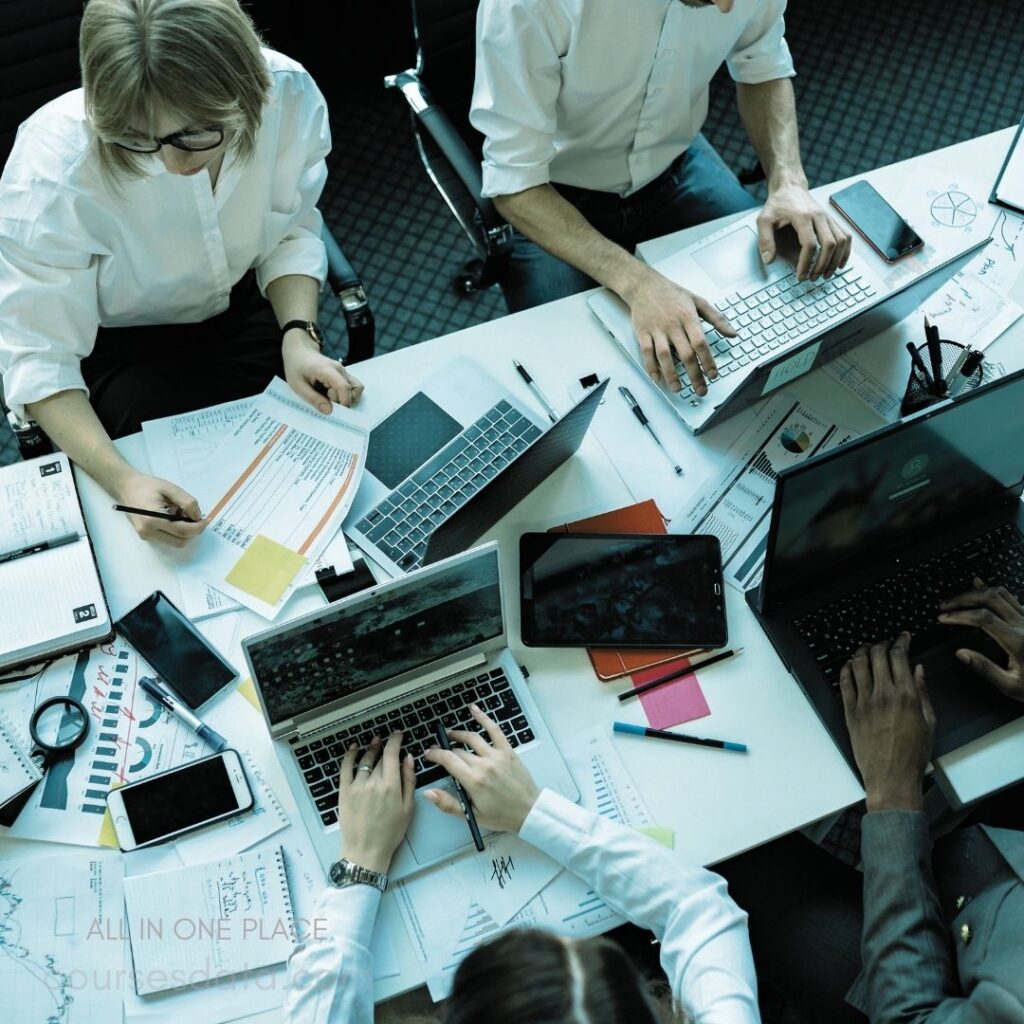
[637,826,675,849]
[226,534,306,605]
[237,676,261,713]
[97,782,123,849]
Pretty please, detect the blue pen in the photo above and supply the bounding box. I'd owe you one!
[613,721,747,753]
[140,676,228,752]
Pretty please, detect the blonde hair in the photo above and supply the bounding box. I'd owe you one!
[80,0,272,180]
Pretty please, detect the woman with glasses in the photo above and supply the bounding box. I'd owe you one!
[0,0,362,544]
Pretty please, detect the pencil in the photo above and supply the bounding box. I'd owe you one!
[112,504,196,523]
[616,647,742,703]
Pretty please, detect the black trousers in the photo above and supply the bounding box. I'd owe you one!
[80,272,283,439]
[715,783,1024,1024]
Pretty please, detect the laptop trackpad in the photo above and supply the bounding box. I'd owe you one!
[405,784,476,863]
[912,631,1023,756]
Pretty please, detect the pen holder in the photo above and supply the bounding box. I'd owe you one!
[900,339,984,417]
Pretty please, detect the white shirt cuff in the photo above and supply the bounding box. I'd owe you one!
[311,884,382,950]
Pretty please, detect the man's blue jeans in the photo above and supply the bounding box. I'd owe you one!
[501,134,759,313]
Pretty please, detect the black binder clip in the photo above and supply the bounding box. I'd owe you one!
[315,556,377,604]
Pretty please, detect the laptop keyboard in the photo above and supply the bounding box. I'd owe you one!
[289,666,537,826]
[794,523,1024,693]
[674,266,877,400]
[354,400,543,571]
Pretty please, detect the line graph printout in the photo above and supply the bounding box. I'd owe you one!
[2,636,213,846]
[676,394,857,592]
[0,851,124,1024]
[143,398,354,620]
[169,378,368,619]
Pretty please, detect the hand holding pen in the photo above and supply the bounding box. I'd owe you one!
[112,473,206,546]
[425,704,541,835]
[619,386,683,476]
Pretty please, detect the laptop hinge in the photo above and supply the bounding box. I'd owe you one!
[286,651,489,739]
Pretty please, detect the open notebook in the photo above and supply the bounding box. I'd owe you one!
[0,453,110,672]
[124,845,297,995]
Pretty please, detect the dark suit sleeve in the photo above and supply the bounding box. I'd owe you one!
[860,811,1020,1023]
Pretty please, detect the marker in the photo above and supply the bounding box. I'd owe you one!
[613,721,747,752]
[113,504,197,523]
[617,647,743,703]
[618,386,683,476]
[924,317,946,395]
[0,532,79,565]
[139,676,228,751]
[905,342,932,387]
[513,359,559,423]
[435,722,485,851]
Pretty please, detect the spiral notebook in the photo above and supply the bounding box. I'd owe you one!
[0,709,42,812]
[124,844,296,995]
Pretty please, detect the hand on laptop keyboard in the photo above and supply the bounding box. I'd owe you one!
[423,704,541,833]
[624,265,734,396]
[756,185,852,282]
[939,579,1024,703]
[336,732,415,874]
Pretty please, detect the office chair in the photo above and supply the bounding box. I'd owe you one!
[385,0,513,295]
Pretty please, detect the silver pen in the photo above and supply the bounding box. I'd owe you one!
[513,359,558,423]
[618,386,683,476]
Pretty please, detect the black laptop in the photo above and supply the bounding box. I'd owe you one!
[748,369,1024,772]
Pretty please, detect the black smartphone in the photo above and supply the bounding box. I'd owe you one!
[106,749,253,851]
[519,533,727,649]
[115,590,237,709]
[830,180,923,263]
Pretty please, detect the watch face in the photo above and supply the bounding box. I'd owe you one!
[329,860,349,886]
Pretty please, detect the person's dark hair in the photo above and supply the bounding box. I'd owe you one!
[443,929,666,1024]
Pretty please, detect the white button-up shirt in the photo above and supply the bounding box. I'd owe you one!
[283,789,759,1023]
[0,48,330,419]
[472,0,795,199]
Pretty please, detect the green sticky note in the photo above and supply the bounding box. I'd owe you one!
[226,534,306,605]
[636,826,675,849]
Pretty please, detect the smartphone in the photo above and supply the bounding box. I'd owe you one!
[115,590,237,709]
[106,749,253,851]
[830,180,923,263]
[519,533,727,649]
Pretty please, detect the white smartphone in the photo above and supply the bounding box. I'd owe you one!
[106,749,253,852]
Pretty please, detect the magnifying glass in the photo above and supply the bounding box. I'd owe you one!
[28,696,90,767]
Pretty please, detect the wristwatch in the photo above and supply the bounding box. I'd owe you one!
[328,858,388,893]
[281,319,324,350]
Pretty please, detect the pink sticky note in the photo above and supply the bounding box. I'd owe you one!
[631,659,711,730]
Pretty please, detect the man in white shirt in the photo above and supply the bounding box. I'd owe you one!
[0,0,362,545]
[471,0,851,398]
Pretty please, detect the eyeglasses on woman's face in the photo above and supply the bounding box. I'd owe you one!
[109,126,224,153]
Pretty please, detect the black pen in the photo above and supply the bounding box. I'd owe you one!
[0,532,79,565]
[435,722,485,851]
[618,386,682,476]
[924,318,946,395]
[513,359,558,423]
[905,342,932,387]
[616,647,743,703]
[614,721,748,752]
[112,504,197,523]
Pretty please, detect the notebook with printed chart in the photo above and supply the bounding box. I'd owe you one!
[123,844,296,994]
[0,453,111,672]
[588,213,987,434]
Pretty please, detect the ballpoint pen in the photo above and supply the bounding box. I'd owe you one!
[905,341,933,388]
[435,722,485,851]
[0,532,79,565]
[139,676,228,751]
[618,386,683,476]
[113,504,197,523]
[616,647,743,703]
[613,721,748,753]
[924,317,946,395]
[513,359,559,423]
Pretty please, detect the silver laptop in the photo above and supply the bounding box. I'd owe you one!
[242,542,579,879]
[588,216,988,434]
[345,357,607,576]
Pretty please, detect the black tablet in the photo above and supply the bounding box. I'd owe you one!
[519,532,727,649]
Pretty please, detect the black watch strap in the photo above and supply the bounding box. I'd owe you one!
[281,319,324,349]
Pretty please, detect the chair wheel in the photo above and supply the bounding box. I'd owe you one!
[452,258,485,296]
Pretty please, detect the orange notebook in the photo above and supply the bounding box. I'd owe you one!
[549,500,704,681]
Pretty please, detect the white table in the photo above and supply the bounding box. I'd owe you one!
[5,127,1022,1022]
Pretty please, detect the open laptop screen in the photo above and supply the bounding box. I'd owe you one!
[249,548,503,726]
[764,371,1024,602]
